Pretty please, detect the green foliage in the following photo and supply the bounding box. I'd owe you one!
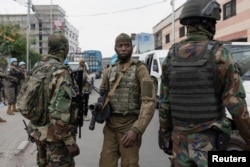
[0,23,42,69]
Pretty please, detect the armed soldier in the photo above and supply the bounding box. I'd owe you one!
[159,0,250,166]
[5,57,22,115]
[98,33,156,167]
[26,30,80,167]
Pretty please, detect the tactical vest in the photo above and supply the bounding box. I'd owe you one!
[166,41,225,127]
[109,60,142,115]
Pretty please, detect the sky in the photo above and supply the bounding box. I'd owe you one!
[0,0,185,57]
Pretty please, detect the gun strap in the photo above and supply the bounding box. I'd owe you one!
[101,59,132,111]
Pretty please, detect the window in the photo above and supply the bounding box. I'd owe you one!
[30,24,36,30]
[223,0,236,20]
[165,34,170,44]
[179,26,185,38]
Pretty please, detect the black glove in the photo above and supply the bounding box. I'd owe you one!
[158,129,172,155]
[66,143,80,157]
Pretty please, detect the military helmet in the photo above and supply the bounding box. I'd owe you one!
[63,58,69,65]
[18,61,26,67]
[179,0,221,25]
[9,58,18,65]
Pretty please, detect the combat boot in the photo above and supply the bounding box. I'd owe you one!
[0,117,7,123]
[12,104,18,112]
[6,105,15,115]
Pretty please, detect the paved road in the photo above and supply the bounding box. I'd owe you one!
[0,78,171,167]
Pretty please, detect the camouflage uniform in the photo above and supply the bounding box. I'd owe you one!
[0,57,8,122]
[5,58,22,114]
[99,33,156,167]
[28,30,79,167]
[159,1,250,167]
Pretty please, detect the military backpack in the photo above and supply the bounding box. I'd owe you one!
[17,59,66,126]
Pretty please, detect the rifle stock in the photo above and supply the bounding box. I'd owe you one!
[23,120,35,143]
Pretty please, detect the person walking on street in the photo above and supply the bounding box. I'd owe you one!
[77,58,91,121]
[26,30,80,167]
[158,0,250,166]
[5,57,22,115]
[99,33,156,167]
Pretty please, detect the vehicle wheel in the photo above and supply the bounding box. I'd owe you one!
[227,130,246,151]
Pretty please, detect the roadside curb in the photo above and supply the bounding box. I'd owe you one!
[14,140,30,156]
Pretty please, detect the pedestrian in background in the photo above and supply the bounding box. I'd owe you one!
[5,57,22,115]
[77,57,91,121]
[158,0,250,166]
[27,30,80,167]
[99,33,156,167]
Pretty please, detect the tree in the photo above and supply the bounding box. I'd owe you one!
[0,23,42,68]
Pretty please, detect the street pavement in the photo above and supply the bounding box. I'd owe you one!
[0,78,170,167]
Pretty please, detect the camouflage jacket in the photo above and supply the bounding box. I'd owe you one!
[159,34,250,139]
[30,57,76,145]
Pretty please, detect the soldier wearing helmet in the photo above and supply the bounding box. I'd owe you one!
[18,61,27,85]
[27,30,79,167]
[5,57,22,115]
[159,0,250,166]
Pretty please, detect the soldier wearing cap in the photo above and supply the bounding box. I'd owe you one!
[99,33,156,167]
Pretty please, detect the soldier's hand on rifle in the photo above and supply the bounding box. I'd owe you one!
[66,143,80,157]
[158,128,173,155]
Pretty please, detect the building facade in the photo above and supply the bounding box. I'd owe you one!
[153,0,250,50]
[0,5,79,56]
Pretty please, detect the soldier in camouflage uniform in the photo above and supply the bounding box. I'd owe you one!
[5,57,22,115]
[0,56,8,122]
[158,0,250,166]
[28,30,79,167]
[99,33,156,167]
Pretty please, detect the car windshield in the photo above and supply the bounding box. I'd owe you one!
[69,64,79,70]
[225,44,250,80]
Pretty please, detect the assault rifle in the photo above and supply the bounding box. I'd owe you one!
[23,120,35,143]
[89,87,111,130]
[70,69,88,139]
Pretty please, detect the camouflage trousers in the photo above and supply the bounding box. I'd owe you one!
[99,124,141,167]
[47,141,75,167]
[5,85,18,105]
[172,128,217,167]
[36,140,48,167]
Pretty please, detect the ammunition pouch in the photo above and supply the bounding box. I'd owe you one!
[212,126,230,151]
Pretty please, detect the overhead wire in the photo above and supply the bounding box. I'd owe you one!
[69,0,166,17]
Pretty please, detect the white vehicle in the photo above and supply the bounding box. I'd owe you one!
[224,42,250,151]
[138,50,169,107]
[68,61,89,71]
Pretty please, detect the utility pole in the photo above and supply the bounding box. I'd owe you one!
[50,0,53,34]
[170,0,175,44]
[26,0,31,71]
